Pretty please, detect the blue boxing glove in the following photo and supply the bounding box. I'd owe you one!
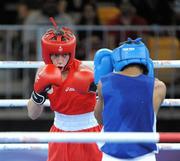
[94,48,113,84]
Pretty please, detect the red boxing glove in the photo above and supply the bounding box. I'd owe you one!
[74,68,97,93]
[34,64,62,93]
[32,64,62,105]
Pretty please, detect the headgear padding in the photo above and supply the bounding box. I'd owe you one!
[41,27,76,69]
[112,38,154,77]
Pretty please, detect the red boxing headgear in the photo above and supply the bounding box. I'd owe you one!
[41,26,76,69]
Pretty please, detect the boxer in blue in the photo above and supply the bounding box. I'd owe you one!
[94,38,166,161]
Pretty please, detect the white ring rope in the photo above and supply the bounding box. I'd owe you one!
[0,99,179,107]
[0,143,48,151]
[158,143,180,150]
[0,143,179,151]
[0,60,180,68]
[0,132,161,143]
[0,144,48,150]
[0,132,179,143]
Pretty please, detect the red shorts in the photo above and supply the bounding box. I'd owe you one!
[47,125,102,161]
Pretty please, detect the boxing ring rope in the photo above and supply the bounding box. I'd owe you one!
[0,60,180,68]
[0,132,180,143]
[0,98,179,107]
[1,143,180,151]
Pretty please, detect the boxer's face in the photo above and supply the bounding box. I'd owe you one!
[50,53,70,69]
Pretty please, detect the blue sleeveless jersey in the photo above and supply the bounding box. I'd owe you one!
[101,73,157,159]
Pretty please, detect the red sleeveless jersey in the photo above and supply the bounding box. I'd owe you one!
[47,59,96,115]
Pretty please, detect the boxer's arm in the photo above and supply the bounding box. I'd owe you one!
[27,64,62,120]
[27,67,45,120]
[27,69,44,119]
[94,81,104,125]
[27,98,44,120]
[153,78,166,114]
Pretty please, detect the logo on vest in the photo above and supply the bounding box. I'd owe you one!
[65,87,75,92]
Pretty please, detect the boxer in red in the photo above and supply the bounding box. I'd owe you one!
[27,18,102,161]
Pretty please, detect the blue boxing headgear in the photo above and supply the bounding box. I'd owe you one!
[112,38,154,77]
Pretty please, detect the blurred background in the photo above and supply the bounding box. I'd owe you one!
[0,0,180,136]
